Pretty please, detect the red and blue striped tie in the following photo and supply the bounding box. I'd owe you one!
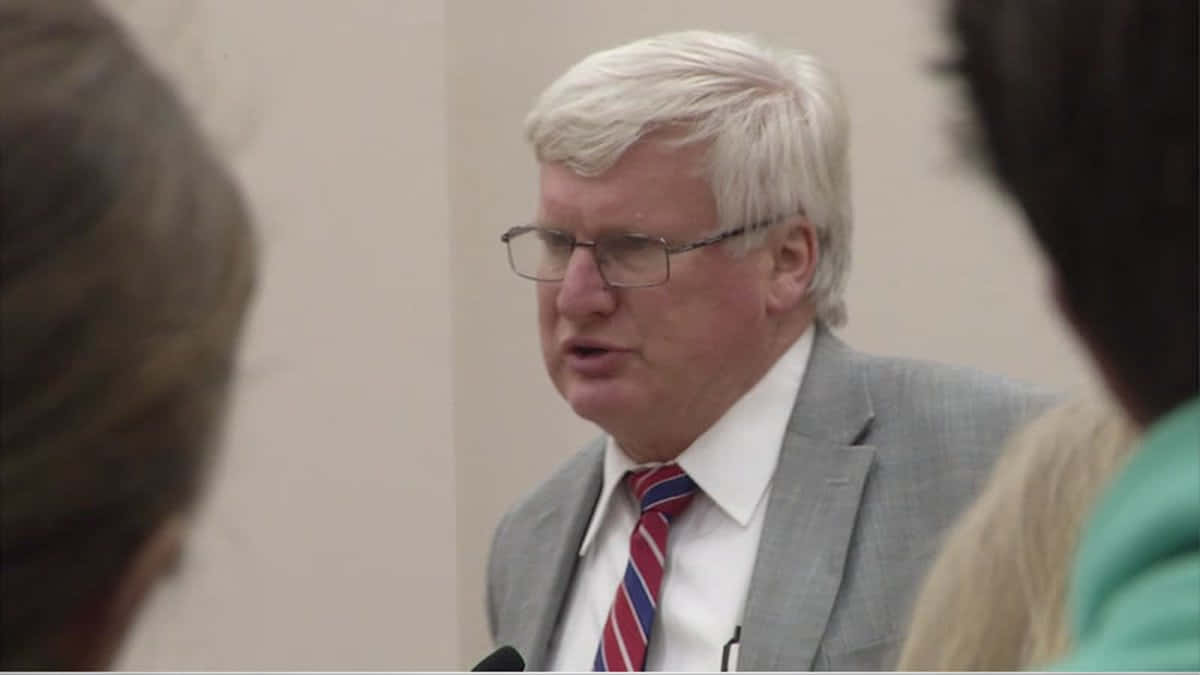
[594,463,698,671]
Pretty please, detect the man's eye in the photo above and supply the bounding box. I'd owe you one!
[602,236,655,255]
[537,231,573,250]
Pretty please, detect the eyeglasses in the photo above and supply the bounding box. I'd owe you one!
[499,221,769,288]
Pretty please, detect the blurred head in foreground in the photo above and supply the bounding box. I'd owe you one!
[946,2,1198,669]
[0,0,258,668]
[947,0,1197,425]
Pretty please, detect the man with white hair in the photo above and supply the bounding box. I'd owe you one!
[487,31,1049,671]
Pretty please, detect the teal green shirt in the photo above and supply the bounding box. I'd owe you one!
[1052,397,1200,671]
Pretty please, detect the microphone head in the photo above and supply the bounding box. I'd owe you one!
[471,645,525,671]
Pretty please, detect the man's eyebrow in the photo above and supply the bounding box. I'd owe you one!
[534,221,661,236]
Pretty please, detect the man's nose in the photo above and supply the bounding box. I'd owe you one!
[555,246,617,319]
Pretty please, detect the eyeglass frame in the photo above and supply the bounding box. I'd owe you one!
[499,218,777,288]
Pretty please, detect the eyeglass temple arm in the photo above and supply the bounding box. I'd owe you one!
[665,218,778,254]
[500,225,539,243]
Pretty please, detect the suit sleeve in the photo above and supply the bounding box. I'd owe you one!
[485,509,511,644]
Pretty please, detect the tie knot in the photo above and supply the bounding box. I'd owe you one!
[626,463,697,520]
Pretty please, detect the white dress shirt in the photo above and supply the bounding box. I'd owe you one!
[547,327,815,672]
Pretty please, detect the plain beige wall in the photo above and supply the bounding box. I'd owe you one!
[95,0,1095,669]
[110,1,458,669]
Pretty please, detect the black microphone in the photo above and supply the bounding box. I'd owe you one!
[471,645,525,671]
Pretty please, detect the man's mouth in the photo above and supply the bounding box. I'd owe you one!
[571,345,610,358]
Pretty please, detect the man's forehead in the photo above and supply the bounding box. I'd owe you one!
[537,179,651,227]
[536,154,715,232]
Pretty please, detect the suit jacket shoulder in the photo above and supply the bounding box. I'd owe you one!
[486,438,603,666]
[752,327,1057,670]
[857,349,1055,470]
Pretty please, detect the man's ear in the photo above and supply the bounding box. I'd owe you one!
[61,514,189,670]
[765,217,818,315]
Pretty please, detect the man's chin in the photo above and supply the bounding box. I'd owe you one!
[563,381,640,428]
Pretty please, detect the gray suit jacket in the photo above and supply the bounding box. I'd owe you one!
[486,324,1052,670]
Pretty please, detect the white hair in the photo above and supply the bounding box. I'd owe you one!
[525,30,853,326]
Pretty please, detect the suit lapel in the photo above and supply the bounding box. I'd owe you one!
[738,324,877,671]
[513,442,604,670]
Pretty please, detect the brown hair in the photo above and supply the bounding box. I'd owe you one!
[896,398,1137,670]
[0,0,257,667]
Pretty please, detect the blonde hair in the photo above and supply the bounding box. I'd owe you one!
[524,30,853,326]
[896,397,1137,670]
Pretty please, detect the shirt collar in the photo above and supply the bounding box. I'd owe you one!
[578,326,815,555]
